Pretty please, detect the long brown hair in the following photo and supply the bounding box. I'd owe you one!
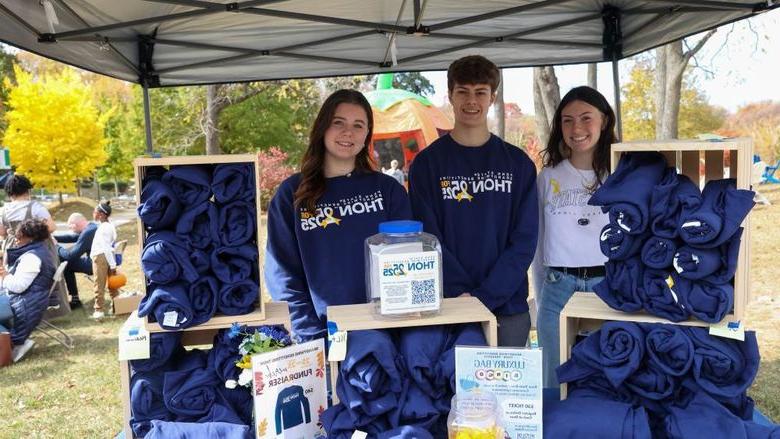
[541,86,617,192]
[294,89,375,213]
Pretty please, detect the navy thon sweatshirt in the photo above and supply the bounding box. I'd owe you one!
[265,171,412,341]
[274,385,311,434]
[409,134,538,316]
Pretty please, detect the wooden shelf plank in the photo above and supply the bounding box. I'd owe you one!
[327,296,497,343]
[133,153,257,167]
[612,138,752,152]
[144,301,289,333]
[560,292,717,327]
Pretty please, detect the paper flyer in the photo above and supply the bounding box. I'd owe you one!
[455,346,543,439]
[252,339,328,439]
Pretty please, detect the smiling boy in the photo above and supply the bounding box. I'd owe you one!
[408,55,538,347]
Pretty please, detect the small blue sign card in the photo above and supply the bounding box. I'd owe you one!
[455,346,543,439]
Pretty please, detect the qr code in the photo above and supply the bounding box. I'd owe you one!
[411,279,436,304]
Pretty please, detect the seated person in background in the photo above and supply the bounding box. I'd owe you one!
[53,213,97,309]
[0,218,57,362]
[0,174,56,256]
[90,201,117,320]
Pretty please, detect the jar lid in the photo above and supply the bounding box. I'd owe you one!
[378,220,423,234]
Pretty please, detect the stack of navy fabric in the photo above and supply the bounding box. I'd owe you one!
[129,326,286,438]
[590,152,755,322]
[137,163,260,329]
[551,321,775,438]
[321,324,487,439]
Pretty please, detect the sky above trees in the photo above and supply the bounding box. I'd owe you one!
[423,12,780,114]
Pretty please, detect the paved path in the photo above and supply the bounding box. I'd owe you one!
[54,207,136,233]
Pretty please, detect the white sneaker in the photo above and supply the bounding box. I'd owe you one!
[91,310,105,320]
[12,339,35,362]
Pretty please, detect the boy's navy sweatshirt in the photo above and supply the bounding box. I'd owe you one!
[265,171,411,341]
[409,134,538,316]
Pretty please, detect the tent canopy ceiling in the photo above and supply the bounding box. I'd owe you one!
[0,0,777,87]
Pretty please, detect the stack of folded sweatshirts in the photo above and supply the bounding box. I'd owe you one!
[128,326,286,438]
[136,163,260,329]
[321,324,487,439]
[549,321,778,439]
[590,152,755,323]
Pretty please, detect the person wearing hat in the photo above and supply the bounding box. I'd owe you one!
[89,201,117,319]
[0,174,57,260]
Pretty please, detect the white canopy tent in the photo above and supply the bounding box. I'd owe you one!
[1,0,777,150]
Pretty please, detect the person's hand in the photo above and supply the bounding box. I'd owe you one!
[459,292,471,297]
[109,268,117,276]
[0,266,7,278]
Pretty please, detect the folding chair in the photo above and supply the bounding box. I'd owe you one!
[113,240,128,266]
[762,159,780,184]
[36,261,75,349]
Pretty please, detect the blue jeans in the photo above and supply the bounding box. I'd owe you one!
[537,268,603,388]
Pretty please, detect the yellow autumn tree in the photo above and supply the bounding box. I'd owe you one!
[621,61,726,141]
[2,64,107,195]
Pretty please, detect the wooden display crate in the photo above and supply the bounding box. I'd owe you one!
[611,138,753,321]
[558,292,727,399]
[119,301,290,439]
[325,296,498,404]
[133,154,265,323]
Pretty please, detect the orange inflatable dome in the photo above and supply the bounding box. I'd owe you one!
[108,272,127,290]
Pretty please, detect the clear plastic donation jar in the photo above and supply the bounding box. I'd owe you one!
[365,220,442,317]
[447,391,506,439]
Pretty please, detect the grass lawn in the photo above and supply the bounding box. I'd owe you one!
[1,185,779,437]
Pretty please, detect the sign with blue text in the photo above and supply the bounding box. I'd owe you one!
[456,346,543,439]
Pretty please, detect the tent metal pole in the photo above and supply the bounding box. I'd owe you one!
[602,5,623,141]
[143,85,154,154]
[612,58,622,141]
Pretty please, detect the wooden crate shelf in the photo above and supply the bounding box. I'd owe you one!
[132,153,266,322]
[558,292,740,399]
[610,138,753,321]
[119,301,290,439]
[325,296,498,404]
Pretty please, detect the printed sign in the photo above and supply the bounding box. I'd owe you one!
[252,339,328,439]
[117,311,150,361]
[377,251,441,315]
[456,346,543,439]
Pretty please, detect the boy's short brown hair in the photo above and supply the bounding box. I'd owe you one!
[447,55,500,93]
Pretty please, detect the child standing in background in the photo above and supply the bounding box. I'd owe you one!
[90,201,116,319]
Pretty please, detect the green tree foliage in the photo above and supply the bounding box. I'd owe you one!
[0,48,17,138]
[146,86,206,155]
[622,62,726,141]
[388,72,434,96]
[219,80,319,163]
[320,72,434,97]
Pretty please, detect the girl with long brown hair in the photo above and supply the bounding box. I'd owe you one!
[264,89,411,342]
[532,86,617,388]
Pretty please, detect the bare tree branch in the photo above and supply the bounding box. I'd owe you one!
[683,29,717,64]
[690,56,715,78]
[709,23,736,61]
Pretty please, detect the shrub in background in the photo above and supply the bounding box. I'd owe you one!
[258,147,295,210]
